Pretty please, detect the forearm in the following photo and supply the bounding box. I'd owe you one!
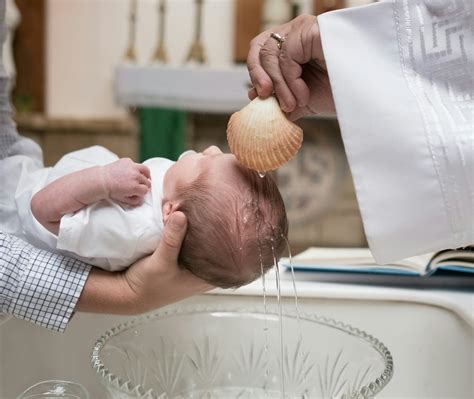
[31,166,108,234]
[75,268,139,315]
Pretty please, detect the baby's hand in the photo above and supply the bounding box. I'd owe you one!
[102,158,151,206]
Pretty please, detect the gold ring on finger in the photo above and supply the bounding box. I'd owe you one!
[270,32,286,50]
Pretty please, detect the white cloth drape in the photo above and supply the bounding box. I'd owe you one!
[318,0,473,263]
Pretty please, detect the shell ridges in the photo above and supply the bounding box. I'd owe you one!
[226,96,303,171]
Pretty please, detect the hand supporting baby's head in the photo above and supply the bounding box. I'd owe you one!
[166,150,288,289]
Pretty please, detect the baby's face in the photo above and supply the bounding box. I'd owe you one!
[163,146,242,201]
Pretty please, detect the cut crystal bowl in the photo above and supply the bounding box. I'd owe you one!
[17,380,90,398]
[92,305,393,398]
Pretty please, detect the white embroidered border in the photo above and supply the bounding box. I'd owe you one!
[392,0,473,245]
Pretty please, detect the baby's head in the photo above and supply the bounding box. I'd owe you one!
[163,146,288,288]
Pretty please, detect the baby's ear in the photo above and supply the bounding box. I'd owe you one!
[162,200,180,225]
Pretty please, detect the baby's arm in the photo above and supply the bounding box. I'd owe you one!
[31,158,151,235]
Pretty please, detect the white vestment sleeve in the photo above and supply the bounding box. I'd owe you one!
[318,0,473,263]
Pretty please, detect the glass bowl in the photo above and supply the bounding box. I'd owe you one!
[92,305,393,399]
[17,380,90,398]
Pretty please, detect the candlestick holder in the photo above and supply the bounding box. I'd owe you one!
[151,0,167,63]
[124,0,137,62]
[185,0,207,64]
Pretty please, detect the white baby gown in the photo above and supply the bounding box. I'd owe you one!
[0,140,174,271]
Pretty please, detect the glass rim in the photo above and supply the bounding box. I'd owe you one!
[91,304,394,399]
[17,379,90,399]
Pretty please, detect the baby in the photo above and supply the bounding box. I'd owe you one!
[0,139,288,288]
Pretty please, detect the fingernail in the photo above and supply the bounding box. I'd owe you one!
[255,83,261,93]
[170,213,186,229]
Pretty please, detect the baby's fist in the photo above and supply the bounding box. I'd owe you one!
[103,158,151,206]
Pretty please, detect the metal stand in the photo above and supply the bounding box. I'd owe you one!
[124,0,137,62]
[151,0,167,63]
[185,0,207,64]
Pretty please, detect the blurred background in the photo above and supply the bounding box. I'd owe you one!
[4,3,474,399]
[10,0,375,253]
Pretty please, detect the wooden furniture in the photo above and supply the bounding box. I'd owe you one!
[12,0,45,113]
[233,0,264,63]
[313,0,345,15]
[15,113,138,166]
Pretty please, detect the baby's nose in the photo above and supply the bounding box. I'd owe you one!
[203,145,222,155]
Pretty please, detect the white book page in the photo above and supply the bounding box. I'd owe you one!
[429,249,474,270]
[284,247,434,274]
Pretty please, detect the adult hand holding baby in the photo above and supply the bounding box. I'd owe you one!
[77,211,213,314]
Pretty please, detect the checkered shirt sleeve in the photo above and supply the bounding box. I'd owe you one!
[0,232,91,332]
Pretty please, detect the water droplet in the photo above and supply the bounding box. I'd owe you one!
[258,171,266,178]
[273,245,286,398]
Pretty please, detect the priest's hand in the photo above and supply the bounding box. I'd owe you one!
[247,14,336,120]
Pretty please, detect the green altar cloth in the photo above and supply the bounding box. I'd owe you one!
[139,107,187,161]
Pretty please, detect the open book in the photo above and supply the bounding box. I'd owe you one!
[281,247,474,276]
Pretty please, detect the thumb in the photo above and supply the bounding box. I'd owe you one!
[153,211,187,265]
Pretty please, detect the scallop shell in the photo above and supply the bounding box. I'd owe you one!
[227,96,303,172]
